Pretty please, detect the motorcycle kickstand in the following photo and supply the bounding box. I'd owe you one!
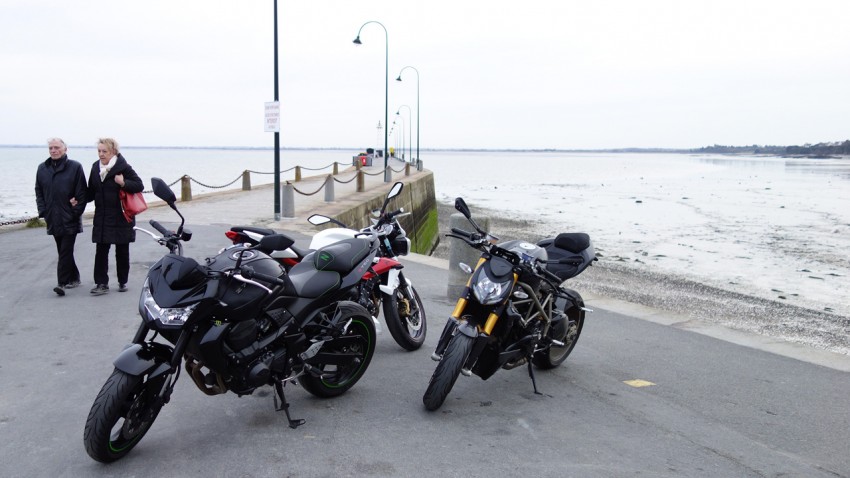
[527,360,542,395]
[273,381,306,429]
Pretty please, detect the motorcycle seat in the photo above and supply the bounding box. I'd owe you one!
[552,233,590,253]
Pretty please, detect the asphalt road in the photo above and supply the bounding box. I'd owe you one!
[1,220,849,477]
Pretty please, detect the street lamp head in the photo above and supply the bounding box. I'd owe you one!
[352,36,362,45]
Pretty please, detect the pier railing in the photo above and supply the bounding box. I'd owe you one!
[2,158,424,226]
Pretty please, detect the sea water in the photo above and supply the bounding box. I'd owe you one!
[4,146,849,315]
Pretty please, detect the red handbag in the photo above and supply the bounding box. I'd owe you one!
[119,189,148,222]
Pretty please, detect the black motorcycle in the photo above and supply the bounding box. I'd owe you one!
[423,198,596,411]
[225,182,426,351]
[83,178,378,463]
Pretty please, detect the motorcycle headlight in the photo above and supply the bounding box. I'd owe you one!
[472,275,512,305]
[140,280,198,328]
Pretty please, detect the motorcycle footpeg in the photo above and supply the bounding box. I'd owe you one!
[303,363,334,380]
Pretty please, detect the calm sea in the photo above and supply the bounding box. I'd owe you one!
[2,146,347,221]
[5,146,850,315]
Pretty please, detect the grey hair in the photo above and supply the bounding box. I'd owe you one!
[46,138,67,147]
[97,137,120,154]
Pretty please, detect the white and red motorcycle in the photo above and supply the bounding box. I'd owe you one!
[225,182,426,350]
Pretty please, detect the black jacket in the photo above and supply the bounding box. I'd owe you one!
[86,154,144,244]
[35,155,88,236]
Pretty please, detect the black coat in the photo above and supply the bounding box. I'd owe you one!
[35,155,88,236]
[86,154,144,244]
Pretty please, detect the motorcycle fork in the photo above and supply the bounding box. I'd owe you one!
[461,306,506,375]
[433,293,471,358]
[132,321,150,344]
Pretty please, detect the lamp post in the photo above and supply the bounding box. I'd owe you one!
[353,21,390,182]
[272,0,281,220]
[388,125,398,157]
[392,115,405,161]
[396,105,412,163]
[375,120,382,158]
[396,66,419,163]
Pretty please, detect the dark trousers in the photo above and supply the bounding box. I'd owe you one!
[53,234,80,286]
[94,243,130,286]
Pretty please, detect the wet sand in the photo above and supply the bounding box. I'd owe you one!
[432,201,850,356]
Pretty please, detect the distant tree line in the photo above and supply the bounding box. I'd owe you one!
[691,140,850,156]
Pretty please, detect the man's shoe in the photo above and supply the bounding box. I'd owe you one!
[53,285,65,296]
[90,284,109,295]
[64,280,81,289]
[118,283,128,292]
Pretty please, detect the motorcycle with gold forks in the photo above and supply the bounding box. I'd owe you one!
[423,198,596,411]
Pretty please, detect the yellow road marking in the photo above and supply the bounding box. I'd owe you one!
[624,379,656,388]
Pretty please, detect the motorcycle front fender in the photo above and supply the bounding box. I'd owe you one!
[378,266,408,296]
[456,320,479,339]
[113,342,174,377]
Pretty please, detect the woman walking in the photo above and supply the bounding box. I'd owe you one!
[85,138,144,295]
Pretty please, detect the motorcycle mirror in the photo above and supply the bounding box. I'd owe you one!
[258,233,295,252]
[151,177,177,205]
[308,214,331,226]
[308,214,348,228]
[379,182,404,214]
[387,182,403,199]
[454,197,471,219]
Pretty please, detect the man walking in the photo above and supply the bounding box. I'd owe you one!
[35,138,88,296]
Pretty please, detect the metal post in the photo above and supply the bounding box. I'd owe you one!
[273,0,281,221]
[396,66,420,163]
[353,21,389,182]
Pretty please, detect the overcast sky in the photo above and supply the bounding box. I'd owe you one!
[1,0,848,150]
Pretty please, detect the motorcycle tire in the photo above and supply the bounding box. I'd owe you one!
[83,368,166,463]
[382,282,427,351]
[532,316,583,369]
[299,304,377,398]
[422,333,474,411]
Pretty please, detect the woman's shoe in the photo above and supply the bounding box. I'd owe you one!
[90,284,109,295]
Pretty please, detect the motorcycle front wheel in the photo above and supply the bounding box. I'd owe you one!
[83,369,166,463]
[300,306,377,398]
[382,281,427,351]
[422,333,473,411]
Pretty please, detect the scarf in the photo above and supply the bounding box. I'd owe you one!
[99,155,117,182]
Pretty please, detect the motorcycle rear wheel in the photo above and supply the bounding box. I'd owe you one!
[532,316,583,369]
[422,333,473,411]
[382,282,427,351]
[300,307,377,398]
[83,369,165,463]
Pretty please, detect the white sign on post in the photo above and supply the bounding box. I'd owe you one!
[264,101,280,132]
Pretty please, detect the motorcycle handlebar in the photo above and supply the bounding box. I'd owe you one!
[450,227,474,238]
[240,265,286,286]
[149,219,171,237]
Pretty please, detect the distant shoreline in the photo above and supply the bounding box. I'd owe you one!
[2,143,847,158]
